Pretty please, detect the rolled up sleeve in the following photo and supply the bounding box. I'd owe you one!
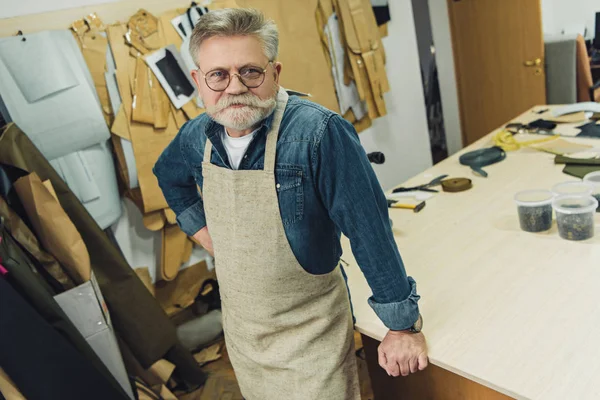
[153,123,206,236]
[174,200,206,236]
[368,277,420,331]
[314,114,421,331]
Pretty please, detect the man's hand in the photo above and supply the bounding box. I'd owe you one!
[378,330,428,377]
[193,226,214,256]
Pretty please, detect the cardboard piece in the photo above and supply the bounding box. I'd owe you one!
[42,179,58,200]
[135,382,176,400]
[143,209,166,231]
[54,274,135,399]
[155,385,177,400]
[126,9,161,55]
[129,9,159,39]
[132,56,155,124]
[110,134,131,189]
[181,101,204,120]
[171,103,188,129]
[239,0,339,113]
[160,11,185,50]
[160,224,188,281]
[0,367,26,400]
[334,0,388,119]
[545,111,588,123]
[0,196,76,290]
[134,267,155,296]
[148,359,176,384]
[107,24,134,124]
[14,173,91,284]
[150,72,170,129]
[135,383,158,400]
[75,27,113,126]
[130,117,174,212]
[128,55,138,95]
[194,343,223,366]
[182,235,194,265]
[111,105,131,140]
[529,138,593,155]
[127,16,179,212]
[164,208,177,224]
[379,22,388,38]
[154,260,216,316]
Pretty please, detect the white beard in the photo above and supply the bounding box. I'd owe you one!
[206,91,277,131]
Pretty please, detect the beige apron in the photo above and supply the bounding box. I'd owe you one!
[201,88,360,400]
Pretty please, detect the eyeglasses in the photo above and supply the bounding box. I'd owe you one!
[198,61,272,92]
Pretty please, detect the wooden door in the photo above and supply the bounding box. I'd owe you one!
[448,0,546,145]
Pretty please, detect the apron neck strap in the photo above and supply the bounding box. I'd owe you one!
[203,135,213,162]
[264,88,289,172]
[202,87,289,171]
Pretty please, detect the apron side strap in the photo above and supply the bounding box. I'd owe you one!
[264,88,289,172]
[203,137,213,162]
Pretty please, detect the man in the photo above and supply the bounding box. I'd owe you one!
[154,8,428,399]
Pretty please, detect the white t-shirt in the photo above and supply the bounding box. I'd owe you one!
[221,127,258,170]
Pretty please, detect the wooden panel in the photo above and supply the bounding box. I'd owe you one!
[448,0,546,145]
[362,335,513,400]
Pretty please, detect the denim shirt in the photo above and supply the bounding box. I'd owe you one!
[153,95,420,331]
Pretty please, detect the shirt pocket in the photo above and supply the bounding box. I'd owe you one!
[275,165,304,226]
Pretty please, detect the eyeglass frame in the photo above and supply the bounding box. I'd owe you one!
[197,61,274,92]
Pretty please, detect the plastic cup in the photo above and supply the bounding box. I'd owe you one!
[552,195,598,241]
[583,171,600,212]
[551,181,593,197]
[514,190,554,232]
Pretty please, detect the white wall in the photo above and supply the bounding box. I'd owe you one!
[427,0,463,157]
[541,0,598,37]
[111,198,213,283]
[359,0,433,191]
[0,0,119,19]
[418,0,600,161]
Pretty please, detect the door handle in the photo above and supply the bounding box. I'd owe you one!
[524,58,542,67]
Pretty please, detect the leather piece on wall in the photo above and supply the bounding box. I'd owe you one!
[237,0,340,113]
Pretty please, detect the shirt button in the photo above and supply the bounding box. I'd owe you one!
[244,155,248,159]
[276,183,281,189]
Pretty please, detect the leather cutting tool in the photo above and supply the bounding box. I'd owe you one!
[392,174,448,193]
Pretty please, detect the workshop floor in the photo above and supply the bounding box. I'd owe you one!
[179,331,374,400]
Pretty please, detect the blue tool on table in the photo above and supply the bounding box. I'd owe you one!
[459,146,506,177]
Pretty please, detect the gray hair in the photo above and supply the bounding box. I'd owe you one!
[189,8,279,67]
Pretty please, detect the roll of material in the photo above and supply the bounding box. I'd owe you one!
[176,310,223,352]
[441,178,473,193]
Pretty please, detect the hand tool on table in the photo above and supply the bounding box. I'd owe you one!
[387,199,426,213]
[392,174,448,194]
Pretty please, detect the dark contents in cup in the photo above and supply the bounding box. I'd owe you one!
[556,212,594,241]
[518,204,552,232]
[594,194,600,212]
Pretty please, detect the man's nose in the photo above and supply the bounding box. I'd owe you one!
[225,74,248,95]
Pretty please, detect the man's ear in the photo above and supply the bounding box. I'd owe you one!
[191,69,202,90]
[273,62,282,83]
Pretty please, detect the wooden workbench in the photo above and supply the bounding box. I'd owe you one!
[343,108,600,399]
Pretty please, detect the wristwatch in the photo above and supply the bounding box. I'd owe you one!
[407,314,423,333]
